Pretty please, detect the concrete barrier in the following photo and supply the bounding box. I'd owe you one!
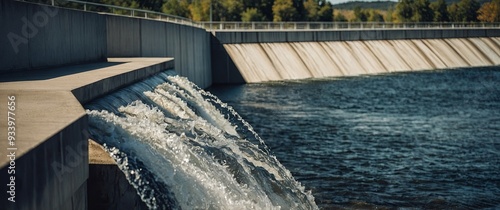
[210,34,245,84]
[212,28,500,44]
[105,15,212,88]
[0,0,107,73]
[88,140,148,210]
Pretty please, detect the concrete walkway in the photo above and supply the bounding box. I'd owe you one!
[0,57,173,166]
[0,57,174,210]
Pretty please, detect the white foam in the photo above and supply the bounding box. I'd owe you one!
[86,73,318,210]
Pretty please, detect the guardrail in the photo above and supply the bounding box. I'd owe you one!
[18,0,202,28]
[200,21,500,31]
[16,0,500,31]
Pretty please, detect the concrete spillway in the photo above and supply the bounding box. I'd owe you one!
[223,37,500,83]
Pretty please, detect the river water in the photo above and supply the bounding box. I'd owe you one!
[209,67,500,209]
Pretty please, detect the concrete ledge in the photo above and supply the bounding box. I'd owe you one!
[213,28,500,44]
[0,57,174,210]
[88,140,147,210]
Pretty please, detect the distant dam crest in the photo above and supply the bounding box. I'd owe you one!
[223,37,500,83]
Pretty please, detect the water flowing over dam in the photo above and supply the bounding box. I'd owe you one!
[85,71,318,210]
[223,37,500,83]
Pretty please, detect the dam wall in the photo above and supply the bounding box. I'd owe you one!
[0,0,107,73]
[211,29,500,84]
[222,38,500,83]
[0,0,212,89]
[106,15,212,88]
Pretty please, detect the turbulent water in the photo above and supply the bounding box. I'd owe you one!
[209,67,500,209]
[85,71,318,210]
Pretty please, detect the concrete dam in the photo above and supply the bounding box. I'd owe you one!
[223,38,500,83]
[1,0,500,209]
[210,28,500,83]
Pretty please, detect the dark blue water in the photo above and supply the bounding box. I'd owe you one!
[209,68,500,209]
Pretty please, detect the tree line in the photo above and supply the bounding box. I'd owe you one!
[86,0,499,22]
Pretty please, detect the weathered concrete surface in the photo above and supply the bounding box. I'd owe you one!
[0,58,173,210]
[88,140,147,210]
[88,140,115,165]
[0,0,107,73]
[106,15,212,88]
[211,34,245,84]
[0,90,88,210]
[211,29,500,84]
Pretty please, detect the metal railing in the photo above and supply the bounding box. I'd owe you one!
[200,21,500,31]
[18,0,203,28]
[16,0,500,31]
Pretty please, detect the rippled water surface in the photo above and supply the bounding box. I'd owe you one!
[209,68,500,209]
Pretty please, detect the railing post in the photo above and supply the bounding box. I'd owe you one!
[252,22,255,30]
[84,3,86,11]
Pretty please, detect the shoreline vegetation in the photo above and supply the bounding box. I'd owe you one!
[56,0,500,23]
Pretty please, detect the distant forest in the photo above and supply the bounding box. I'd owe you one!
[59,0,500,22]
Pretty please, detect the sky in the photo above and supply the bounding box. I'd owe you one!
[327,0,398,5]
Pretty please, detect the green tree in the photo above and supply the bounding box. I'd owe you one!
[243,0,274,21]
[386,6,395,22]
[241,7,265,21]
[318,1,333,21]
[430,0,449,22]
[304,0,319,21]
[161,0,190,18]
[448,3,460,21]
[394,0,414,22]
[477,0,500,22]
[457,0,480,22]
[448,0,480,22]
[218,0,244,21]
[272,0,298,21]
[189,0,210,21]
[293,0,307,21]
[353,6,368,21]
[412,0,433,22]
[333,10,348,22]
[368,10,385,22]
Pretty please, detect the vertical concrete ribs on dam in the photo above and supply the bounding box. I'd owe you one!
[216,37,500,83]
